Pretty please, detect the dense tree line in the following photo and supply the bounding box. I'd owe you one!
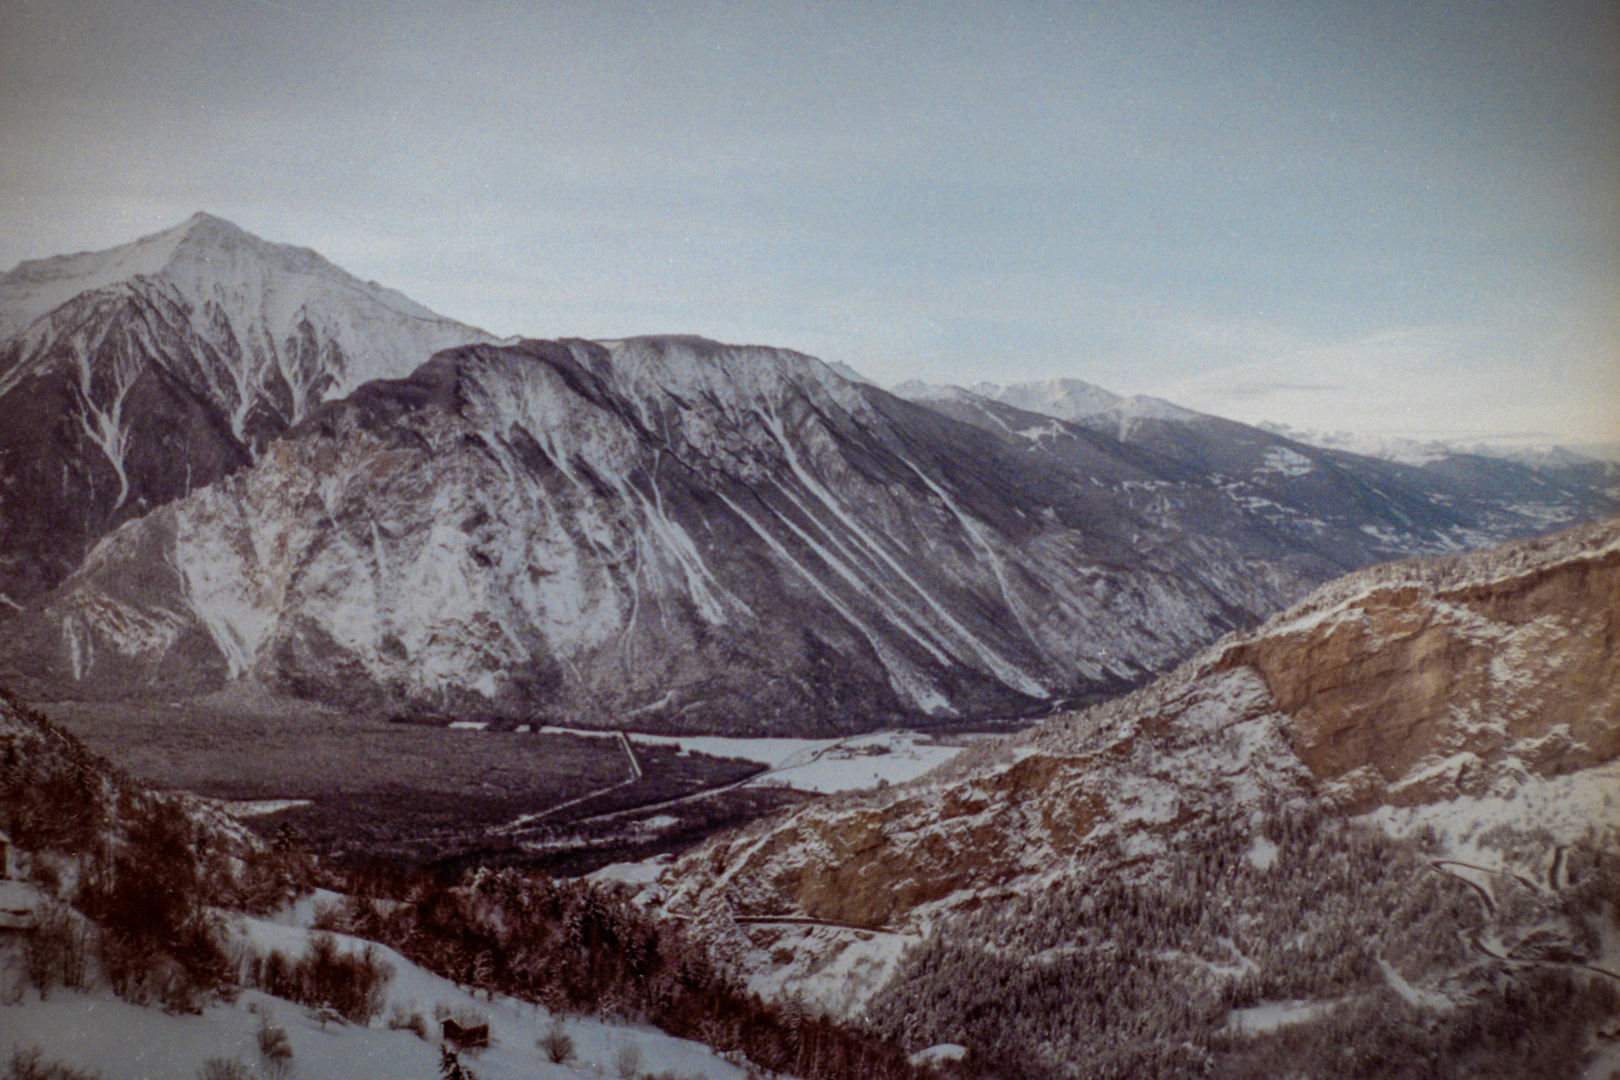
[865,807,1618,1079]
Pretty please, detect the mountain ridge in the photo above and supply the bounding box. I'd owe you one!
[1,335,1309,727]
[0,217,1613,743]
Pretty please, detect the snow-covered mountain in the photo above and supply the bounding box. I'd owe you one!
[1256,422,1620,502]
[896,377,1195,429]
[651,516,1620,1017]
[0,213,490,606]
[5,329,1613,732]
[894,377,1123,422]
[2,219,1612,740]
[1257,421,1617,471]
[0,336,1357,729]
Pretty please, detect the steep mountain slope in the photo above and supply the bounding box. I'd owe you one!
[651,517,1619,1009]
[899,382,1617,574]
[0,214,490,606]
[1,336,1340,729]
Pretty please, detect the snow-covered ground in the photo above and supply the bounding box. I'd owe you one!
[1224,999,1335,1035]
[1362,760,1620,867]
[0,899,751,1080]
[629,729,968,794]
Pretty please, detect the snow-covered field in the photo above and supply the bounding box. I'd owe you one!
[629,729,968,794]
[0,900,750,1080]
[1362,760,1620,866]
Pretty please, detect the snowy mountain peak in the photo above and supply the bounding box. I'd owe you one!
[971,378,1123,422]
[0,213,247,334]
[890,379,983,403]
[0,216,492,606]
[0,213,459,339]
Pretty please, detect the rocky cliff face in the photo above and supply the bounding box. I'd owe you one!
[650,518,1619,1006]
[0,336,1330,730]
[1219,518,1620,809]
[0,213,488,606]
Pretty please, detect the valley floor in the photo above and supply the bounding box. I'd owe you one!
[36,688,975,876]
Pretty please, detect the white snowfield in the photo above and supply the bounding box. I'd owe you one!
[0,899,750,1080]
[631,728,969,794]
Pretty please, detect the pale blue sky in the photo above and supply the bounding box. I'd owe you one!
[2,0,1615,443]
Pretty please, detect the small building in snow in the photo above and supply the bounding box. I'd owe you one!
[0,830,42,932]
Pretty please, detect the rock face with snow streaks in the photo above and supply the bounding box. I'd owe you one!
[2,335,1341,731]
[0,213,489,606]
[5,217,1615,742]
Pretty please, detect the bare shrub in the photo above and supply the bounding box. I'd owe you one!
[614,1042,643,1079]
[3,1046,102,1080]
[256,1009,293,1080]
[539,1018,576,1064]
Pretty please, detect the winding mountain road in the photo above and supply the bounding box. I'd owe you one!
[1429,858,1620,985]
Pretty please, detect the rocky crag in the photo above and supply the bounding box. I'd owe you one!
[651,517,1619,1005]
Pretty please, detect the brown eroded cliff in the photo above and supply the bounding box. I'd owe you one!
[652,519,1619,1011]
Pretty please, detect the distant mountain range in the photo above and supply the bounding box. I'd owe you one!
[894,378,1616,554]
[0,216,1613,733]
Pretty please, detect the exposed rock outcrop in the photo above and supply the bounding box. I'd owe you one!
[650,518,1620,1008]
[1220,517,1620,808]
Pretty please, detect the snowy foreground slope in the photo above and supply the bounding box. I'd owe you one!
[0,692,897,1080]
[0,914,748,1080]
[648,518,1620,1036]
